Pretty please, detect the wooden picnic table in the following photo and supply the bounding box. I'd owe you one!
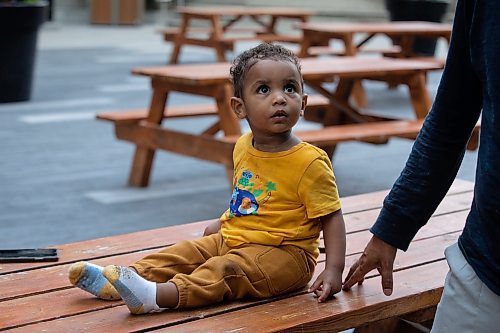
[296,21,452,108]
[296,21,452,58]
[0,179,475,332]
[99,57,442,187]
[162,6,313,63]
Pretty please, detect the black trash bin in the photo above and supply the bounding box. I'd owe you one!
[385,0,450,56]
[0,2,48,103]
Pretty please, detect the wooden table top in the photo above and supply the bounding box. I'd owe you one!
[0,180,474,332]
[177,6,315,17]
[132,57,443,85]
[296,21,452,35]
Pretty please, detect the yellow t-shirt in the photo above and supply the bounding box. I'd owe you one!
[220,133,341,258]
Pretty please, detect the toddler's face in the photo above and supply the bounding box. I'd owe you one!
[238,59,306,140]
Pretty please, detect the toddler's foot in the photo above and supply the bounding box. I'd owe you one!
[68,261,121,300]
[102,265,164,314]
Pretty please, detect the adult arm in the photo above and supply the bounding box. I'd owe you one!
[344,0,483,293]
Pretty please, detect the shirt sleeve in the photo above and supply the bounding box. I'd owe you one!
[371,0,483,251]
[298,154,341,219]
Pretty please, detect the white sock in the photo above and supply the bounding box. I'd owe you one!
[68,261,120,300]
[102,265,164,314]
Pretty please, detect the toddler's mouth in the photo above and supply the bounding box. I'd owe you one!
[272,110,287,118]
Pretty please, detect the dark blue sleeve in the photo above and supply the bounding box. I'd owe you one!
[371,0,483,251]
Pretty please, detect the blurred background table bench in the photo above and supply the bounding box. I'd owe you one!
[97,57,444,187]
[161,5,313,63]
[0,180,474,332]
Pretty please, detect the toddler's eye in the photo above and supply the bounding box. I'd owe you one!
[257,85,270,94]
[284,84,296,93]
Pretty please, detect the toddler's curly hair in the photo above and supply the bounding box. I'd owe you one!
[230,43,303,98]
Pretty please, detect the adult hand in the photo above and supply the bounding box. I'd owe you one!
[342,235,397,296]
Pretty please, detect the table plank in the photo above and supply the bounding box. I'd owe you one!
[339,178,472,214]
[296,21,451,36]
[132,57,443,84]
[0,221,209,275]
[0,205,469,305]
[8,258,450,333]
[168,260,448,333]
[177,6,314,17]
[1,228,460,331]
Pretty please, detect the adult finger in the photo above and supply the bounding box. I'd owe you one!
[343,256,375,291]
[378,262,394,296]
[343,260,359,285]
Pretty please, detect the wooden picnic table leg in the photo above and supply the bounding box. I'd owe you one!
[466,128,480,150]
[308,78,390,150]
[297,30,329,57]
[210,15,227,62]
[169,14,190,64]
[341,34,368,108]
[214,83,240,183]
[305,78,356,158]
[398,35,417,57]
[128,86,168,187]
[307,79,367,124]
[405,73,431,119]
[298,32,313,57]
[314,88,342,158]
[266,15,278,34]
[401,71,482,150]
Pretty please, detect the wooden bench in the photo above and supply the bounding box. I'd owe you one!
[0,180,474,332]
[112,118,481,177]
[159,27,302,46]
[306,45,403,57]
[96,94,331,125]
[159,26,268,40]
[98,97,445,172]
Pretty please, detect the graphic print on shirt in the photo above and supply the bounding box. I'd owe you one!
[227,168,276,218]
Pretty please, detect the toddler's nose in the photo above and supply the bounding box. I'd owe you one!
[272,92,286,105]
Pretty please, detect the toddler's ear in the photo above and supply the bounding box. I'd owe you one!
[301,94,308,117]
[231,97,247,119]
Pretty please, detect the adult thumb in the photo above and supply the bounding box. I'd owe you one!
[379,265,394,296]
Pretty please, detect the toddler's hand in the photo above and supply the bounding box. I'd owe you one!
[308,267,343,302]
[203,220,221,236]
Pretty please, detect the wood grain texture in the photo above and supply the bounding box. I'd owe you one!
[0,182,474,332]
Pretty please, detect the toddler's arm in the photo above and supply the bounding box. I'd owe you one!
[203,219,221,236]
[308,209,346,302]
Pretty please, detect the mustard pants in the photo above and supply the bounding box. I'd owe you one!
[131,233,316,309]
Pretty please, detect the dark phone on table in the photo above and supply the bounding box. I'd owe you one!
[0,248,59,263]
